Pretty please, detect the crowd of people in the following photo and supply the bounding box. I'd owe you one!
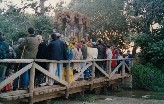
[0,27,133,91]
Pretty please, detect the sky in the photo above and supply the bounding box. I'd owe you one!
[0,0,71,15]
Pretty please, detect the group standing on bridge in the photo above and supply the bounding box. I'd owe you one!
[0,27,132,92]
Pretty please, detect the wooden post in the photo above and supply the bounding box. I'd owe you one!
[65,62,70,98]
[108,60,112,75]
[121,60,125,84]
[28,62,35,104]
[91,61,95,81]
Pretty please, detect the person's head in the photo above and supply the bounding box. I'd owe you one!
[96,39,101,45]
[18,38,25,44]
[81,39,85,44]
[51,33,57,40]
[55,33,61,39]
[86,42,92,47]
[28,27,34,35]
[36,35,43,43]
[0,32,5,41]
[106,45,111,48]
[0,32,3,40]
[127,50,130,54]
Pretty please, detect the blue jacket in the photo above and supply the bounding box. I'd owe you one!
[47,39,67,60]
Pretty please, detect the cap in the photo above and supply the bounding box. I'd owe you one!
[55,33,61,37]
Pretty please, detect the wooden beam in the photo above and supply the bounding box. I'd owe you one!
[74,63,92,81]
[111,61,123,74]
[34,63,68,87]
[28,62,36,104]
[0,63,33,89]
[0,59,34,63]
[91,61,95,81]
[124,62,131,72]
[95,63,110,79]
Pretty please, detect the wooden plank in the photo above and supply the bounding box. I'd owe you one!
[91,61,95,81]
[111,61,123,74]
[33,92,63,103]
[124,62,131,72]
[108,60,112,74]
[0,59,34,63]
[34,63,68,87]
[0,63,32,89]
[0,90,27,97]
[74,63,92,81]
[35,59,70,63]
[95,63,110,79]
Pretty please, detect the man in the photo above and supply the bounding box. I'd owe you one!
[0,32,9,82]
[47,33,67,85]
[18,27,39,89]
[95,39,105,77]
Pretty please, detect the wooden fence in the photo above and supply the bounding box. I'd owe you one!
[0,58,133,104]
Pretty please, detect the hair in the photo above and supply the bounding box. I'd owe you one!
[0,32,2,40]
[51,33,57,40]
[97,39,101,44]
[127,50,130,52]
[106,45,111,48]
[28,27,34,35]
[119,52,123,55]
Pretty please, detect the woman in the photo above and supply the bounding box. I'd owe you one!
[35,35,47,87]
[84,42,93,80]
[72,42,83,79]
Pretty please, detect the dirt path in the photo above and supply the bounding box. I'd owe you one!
[59,95,164,104]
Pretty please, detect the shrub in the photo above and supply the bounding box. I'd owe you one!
[132,63,164,91]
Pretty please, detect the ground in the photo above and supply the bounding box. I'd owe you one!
[53,95,164,104]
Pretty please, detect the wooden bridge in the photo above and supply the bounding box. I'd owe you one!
[0,58,132,104]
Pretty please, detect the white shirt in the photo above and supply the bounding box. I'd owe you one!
[106,48,112,59]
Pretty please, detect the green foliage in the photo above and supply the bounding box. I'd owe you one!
[132,63,164,91]
[134,21,164,67]
[0,13,53,43]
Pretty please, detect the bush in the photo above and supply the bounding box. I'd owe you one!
[132,63,164,91]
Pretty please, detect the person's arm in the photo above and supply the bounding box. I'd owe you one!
[18,38,27,50]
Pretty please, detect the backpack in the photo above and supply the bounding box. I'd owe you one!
[0,44,7,59]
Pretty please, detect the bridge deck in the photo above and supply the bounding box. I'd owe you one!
[0,59,132,104]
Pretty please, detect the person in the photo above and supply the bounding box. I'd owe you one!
[84,42,93,80]
[13,38,25,90]
[18,27,39,89]
[117,52,123,73]
[106,45,112,58]
[35,35,47,87]
[111,46,117,69]
[47,33,67,85]
[81,39,87,60]
[72,42,83,79]
[0,32,9,82]
[95,39,104,77]
[125,50,133,73]
[62,43,74,82]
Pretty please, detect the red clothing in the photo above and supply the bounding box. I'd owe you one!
[111,50,116,68]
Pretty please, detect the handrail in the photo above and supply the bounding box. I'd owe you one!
[0,58,133,104]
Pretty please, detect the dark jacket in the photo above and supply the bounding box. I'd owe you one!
[0,40,9,59]
[36,42,47,59]
[81,44,87,59]
[96,44,104,59]
[47,39,67,60]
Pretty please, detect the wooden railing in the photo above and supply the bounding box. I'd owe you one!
[0,58,133,104]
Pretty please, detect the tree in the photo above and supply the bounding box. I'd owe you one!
[68,0,130,49]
